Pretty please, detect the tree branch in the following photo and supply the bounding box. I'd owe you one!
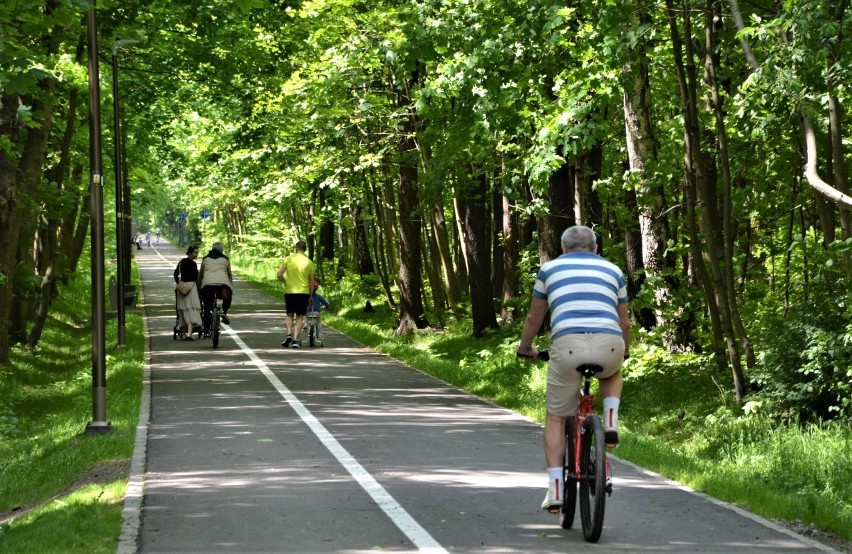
[726,0,852,208]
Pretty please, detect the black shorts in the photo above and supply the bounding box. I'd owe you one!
[284,293,310,316]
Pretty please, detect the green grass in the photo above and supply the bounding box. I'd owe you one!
[0,265,145,552]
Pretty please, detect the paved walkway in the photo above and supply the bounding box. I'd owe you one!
[117,239,835,553]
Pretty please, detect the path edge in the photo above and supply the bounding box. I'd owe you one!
[116,281,151,554]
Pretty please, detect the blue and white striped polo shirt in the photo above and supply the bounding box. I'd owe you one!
[532,252,627,339]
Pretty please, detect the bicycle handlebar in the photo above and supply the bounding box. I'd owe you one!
[517,349,549,361]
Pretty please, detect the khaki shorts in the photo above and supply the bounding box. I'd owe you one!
[546,333,625,417]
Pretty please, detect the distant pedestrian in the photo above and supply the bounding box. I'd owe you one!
[156,227,161,244]
[146,231,152,247]
[276,240,315,348]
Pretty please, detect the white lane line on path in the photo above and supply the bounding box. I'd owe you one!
[225,327,449,554]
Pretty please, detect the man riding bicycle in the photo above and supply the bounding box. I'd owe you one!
[517,225,631,512]
[200,242,234,335]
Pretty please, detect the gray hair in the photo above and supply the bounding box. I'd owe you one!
[212,242,224,253]
[561,225,597,253]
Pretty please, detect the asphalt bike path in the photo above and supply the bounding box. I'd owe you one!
[118,239,835,553]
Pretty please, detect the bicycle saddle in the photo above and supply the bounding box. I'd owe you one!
[576,363,604,377]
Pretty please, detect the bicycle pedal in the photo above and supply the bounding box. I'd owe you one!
[545,506,561,515]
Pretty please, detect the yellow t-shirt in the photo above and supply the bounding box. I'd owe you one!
[282,252,315,294]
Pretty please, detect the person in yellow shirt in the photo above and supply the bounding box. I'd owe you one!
[276,240,316,348]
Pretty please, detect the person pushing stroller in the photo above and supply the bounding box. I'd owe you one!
[173,246,202,340]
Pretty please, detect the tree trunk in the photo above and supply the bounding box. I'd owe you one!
[827,0,851,241]
[667,0,747,401]
[704,1,755,369]
[452,195,469,293]
[353,203,374,275]
[431,199,462,316]
[319,186,335,271]
[423,221,447,327]
[58,163,90,284]
[369,174,396,309]
[622,0,672,331]
[0,94,23,363]
[26,216,58,349]
[462,171,499,336]
[577,144,603,228]
[539,158,574,262]
[500,194,520,324]
[393,75,428,334]
[490,185,504,311]
[10,87,56,342]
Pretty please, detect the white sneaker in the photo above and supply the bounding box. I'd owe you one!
[541,479,562,512]
[604,427,619,448]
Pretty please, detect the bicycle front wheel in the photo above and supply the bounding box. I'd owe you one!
[212,307,221,348]
[309,324,316,347]
[579,414,606,542]
[560,417,578,529]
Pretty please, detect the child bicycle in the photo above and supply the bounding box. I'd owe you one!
[529,349,613,543]
[305,310,323,347]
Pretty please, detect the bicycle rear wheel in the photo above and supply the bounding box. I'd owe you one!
[212,307,221,348]
[579,414,606,542]
[560,417,578,529]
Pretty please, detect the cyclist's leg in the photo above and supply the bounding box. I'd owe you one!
[221,285,232,313]
[542,341,582,511]
[589,334,625,445]
[200,286,214,333]
[543,413,567,467]
[220,286,232,323]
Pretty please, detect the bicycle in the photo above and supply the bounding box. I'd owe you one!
[531,350,613,543]
[305,310,324,347]
[202,291,222,348]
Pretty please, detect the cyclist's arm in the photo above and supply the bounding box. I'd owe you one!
[517,296,548,358]
[617,302,631,358]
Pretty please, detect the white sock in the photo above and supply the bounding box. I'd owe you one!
[603,397,620,430]
[548,467,562,482]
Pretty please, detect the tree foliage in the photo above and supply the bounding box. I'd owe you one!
[0,0,850,421]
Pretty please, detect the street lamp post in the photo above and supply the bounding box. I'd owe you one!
[111,39,138,347]
[85,1,112,435]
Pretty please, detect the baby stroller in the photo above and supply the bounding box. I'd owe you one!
[173,290,203,340]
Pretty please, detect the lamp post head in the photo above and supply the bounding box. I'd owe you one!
[112,39,140,56]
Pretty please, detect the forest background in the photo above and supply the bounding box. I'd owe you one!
[0,0,850,546]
